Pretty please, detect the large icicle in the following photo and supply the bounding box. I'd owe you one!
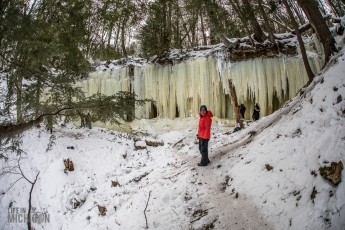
[82,48,324,120]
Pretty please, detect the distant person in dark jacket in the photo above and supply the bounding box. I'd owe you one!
[239,104,246,119]
[197,105,213,166]
[252,103,260,121]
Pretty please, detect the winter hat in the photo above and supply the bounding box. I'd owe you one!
[200,105,207,111]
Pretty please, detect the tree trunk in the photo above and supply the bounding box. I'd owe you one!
[16,75,23,123]
[173,5,180,48]
[200,10,207,46]
[258,0,276,45]
[228,80,240,124]
[167,1,172,42]
[241,0,266,42]
[283,0,314,82]
[121,19,127,58]
[48,0,52,20]
[113,21,121,51]
[0,116,43,141]
[99,27,105,59]
[297,0,338,64]
[27,173,39,230]
[35,78,41,115]
[107,22,113,49]
[182,23,192,46]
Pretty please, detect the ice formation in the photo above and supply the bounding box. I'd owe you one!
[80,45,324,120]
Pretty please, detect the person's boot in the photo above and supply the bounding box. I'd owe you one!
[198,162,207,166]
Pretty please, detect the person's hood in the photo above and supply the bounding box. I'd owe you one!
[200,110,213,118]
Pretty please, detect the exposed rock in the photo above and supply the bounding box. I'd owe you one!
[265,164,273,171]
[134,141,146,150]
[111,181,120,187]
[98,205,107,216]
[311,186,317,203]
[292,128,302,138]
[70,198,85,209]
[319,161,343,186]
[133,137,142,142]
[235,192,239,198]
[63,158,74,173]
[311,170,317,177]
[336,95,342,104]
[220,175,230,192]
[145,139,164,147]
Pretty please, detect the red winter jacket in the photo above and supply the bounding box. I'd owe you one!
[198,110,213,139]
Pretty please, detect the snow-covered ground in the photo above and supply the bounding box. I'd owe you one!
[1,49,345,230]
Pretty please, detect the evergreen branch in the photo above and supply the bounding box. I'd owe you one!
[0,52,38,77]
[0,92,150,141]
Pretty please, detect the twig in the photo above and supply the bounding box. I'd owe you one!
[172,137,186,148]
[144,190,152,229]
[133,171,150,183]
[172,209,178,217]
[0,165,19,176]
[163,168,188,180]
[190,213,208,223]
[87,204,98,212]
[0,177,23,200]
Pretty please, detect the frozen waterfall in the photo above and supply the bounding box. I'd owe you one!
[79,50,323,120]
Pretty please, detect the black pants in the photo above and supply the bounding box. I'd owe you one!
[240,111,245,119]
[199,138,210,165]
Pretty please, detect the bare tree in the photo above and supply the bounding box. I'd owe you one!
[297,0,338,65]
[283,0,314,82]
[1,156,40,230]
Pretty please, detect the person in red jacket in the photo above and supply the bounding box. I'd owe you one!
[197,105,213,166]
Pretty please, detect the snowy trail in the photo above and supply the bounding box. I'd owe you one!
[154,130,273,229]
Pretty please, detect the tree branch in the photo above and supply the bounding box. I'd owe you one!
[0,52,38,77]
[291,14,332,35]
[17,157,33,184]
[0,177,23,201]
[144,190,152,229]
[28,172,40,230]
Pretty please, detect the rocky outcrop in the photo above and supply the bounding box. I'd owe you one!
[319,161,343,186]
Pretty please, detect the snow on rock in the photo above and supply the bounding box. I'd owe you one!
[1,50,345,230]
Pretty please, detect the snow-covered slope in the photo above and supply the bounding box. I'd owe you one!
[1,49,345,230]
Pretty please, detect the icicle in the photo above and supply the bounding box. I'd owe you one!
[82,44,324,120]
